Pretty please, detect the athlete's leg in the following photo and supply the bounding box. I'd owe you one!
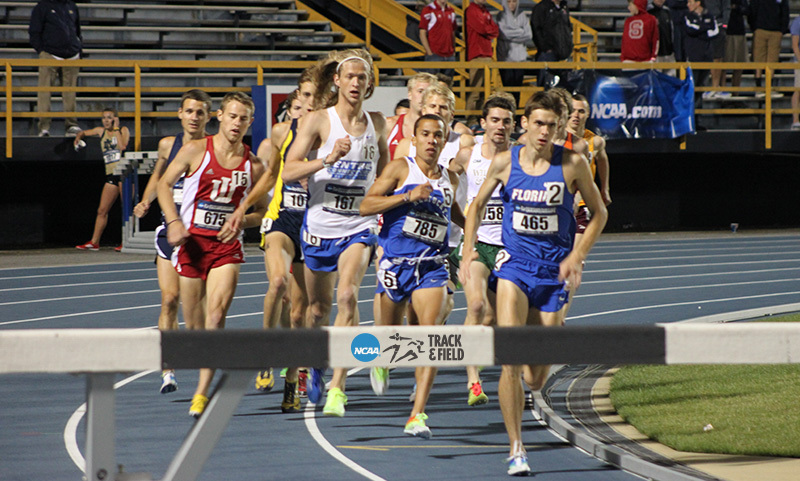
[262,232,295,329]
[372,245,384,325]
[496,278,530,456]
[464,261,493,387]
[522,307,567,391]
[304,267,336,328]
[328,242,372,392]
[179,275,208,404]
[409,286,447,417]
[157,256,180,331]
[88,182,120,245]
[283,263,308,383]
[193,263,240,398]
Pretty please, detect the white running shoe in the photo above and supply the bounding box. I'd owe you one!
[160,371,177,394]
[370,367,389,396]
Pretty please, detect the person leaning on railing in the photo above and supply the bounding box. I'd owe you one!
[28,0,83,138]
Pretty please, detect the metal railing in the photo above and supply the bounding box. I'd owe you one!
[2,58,798,157]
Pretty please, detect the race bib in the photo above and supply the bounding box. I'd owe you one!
[322,184,364,216]
[302,228,321,247]
[260,217,273,235]
[512,211,558,235]
[193,200,234,231]
[481,198,504,225]
[401,211,448,245]
[283,191,308,212]
[103,149,121,165]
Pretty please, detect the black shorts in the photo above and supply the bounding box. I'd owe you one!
[154,224,174,261]
[106,174,121,186]
[260,211,304,263]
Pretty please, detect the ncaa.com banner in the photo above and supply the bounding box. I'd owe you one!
[328,326,494,368]
[577,68,695,139]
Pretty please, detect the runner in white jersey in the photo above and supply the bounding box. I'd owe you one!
[394,82,473,327]
[360,114,465,439]
[448,94,515,407]
[283,49,389,418]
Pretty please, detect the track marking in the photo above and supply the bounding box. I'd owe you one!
[64,370,156,473]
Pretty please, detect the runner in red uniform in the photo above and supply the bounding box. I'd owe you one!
[157,91,268,418]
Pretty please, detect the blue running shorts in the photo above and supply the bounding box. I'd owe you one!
[301,227,377,272]
[375,257,449,303]
[490,249,569,313]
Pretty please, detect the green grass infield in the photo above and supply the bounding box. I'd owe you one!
[609,314,800,458]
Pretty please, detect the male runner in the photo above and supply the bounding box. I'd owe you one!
[385,72,438,159]
[360,114,465,439]
[448,94,516,406]
[460,91,607,475]
[157,92,268,418]
[283,49,389,417]
[134,89,212,394]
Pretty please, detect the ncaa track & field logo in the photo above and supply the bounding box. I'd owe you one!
[351,333,381,362]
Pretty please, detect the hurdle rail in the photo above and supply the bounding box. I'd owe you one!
[3,323,800,481]
[114,151,159,254]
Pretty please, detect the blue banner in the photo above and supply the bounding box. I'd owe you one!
[584,68,695,139]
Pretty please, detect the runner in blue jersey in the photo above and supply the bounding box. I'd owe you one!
[460,91,608,476]
[133,89,212,394]
[360,114,465,439]
[282,49,389,418]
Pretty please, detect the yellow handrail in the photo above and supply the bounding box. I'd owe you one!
[2,58,797,158]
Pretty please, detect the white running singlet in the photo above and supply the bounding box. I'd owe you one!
[466,143,503,246]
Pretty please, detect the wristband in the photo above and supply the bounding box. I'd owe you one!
[403,192,411,202]
[167,218,180,226]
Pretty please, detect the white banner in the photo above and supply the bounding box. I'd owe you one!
[327,326,494,368]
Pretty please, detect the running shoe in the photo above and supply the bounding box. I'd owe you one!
[189,394,209,418]
[255,368,275,392]
[404,413,432,439]
[75,241,99,251]
[506,451,530,476]
[322,387,347,417]
[160,370,177,394]
[409,383,417,402]
[281,381,300,413]
[307,367,324,403]
[370,367,389,396]
[280,367,288,378]
[298,370,308,398]
[114,244,123,252]
[468,382,489,406]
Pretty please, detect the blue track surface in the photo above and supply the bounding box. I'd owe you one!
[1,232,799,480]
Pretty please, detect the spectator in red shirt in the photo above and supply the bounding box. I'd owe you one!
[419,0,458,79]
[465,0,499,126]
[621,0,660,62]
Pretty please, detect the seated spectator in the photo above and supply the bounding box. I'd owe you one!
[621,0,660,62]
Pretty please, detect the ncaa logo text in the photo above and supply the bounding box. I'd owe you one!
[351,333,381,362]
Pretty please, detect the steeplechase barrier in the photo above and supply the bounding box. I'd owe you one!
[3,323,800,481]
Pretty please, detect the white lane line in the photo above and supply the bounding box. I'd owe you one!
[0,277,156,293]
[303,366,388,481]
[587,252,800,263]
[587,258,799,274]
[577,278,800,298]
[593,236,799,249]
[0,266,268,282]
[589,241,800,257]
[581,267,800,285]
[64,370,157,473]
[567,291,800,320]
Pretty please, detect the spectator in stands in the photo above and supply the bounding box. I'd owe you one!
[73,108,131,251]
[531,0,573,87]
[649,0,677,75]
[684,0,719,113]
[704,0,731,99]
[791,15,800,129]
[497,0,532,106]
[419,0,458,79]
[29,0,82,137]
[621,0,660,63]
[721,0,749,94]
[666,0,688,60]
[749,0,789,98]
[465,0,499,126]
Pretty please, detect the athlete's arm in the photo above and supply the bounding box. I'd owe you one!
[116,126,131,153]
[448,170,466,229]
[594,136,611,206]
[283,110,341,183]
[452,121,473,136]
[134,136,175,218]
[157,139,205,246]
[560,151,608,290]
[371,112,390,177]
[73,126,103,146]
[360,158,432,216]
[459,150,511,284]
[459,132,475,150]
[217,152,269,243]
[393,137,411,160]
[448,145,471,176]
